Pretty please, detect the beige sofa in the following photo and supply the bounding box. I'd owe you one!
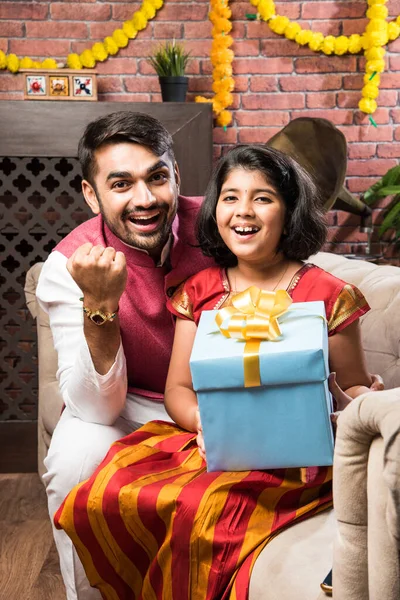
[25,251,400,600]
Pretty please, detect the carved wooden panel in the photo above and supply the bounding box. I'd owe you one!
[0,157,91,419]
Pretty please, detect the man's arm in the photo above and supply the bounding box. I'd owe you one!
[36,247,128,425]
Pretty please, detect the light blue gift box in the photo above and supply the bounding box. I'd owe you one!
[189,301,334,472]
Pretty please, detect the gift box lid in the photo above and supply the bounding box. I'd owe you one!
[190,301,329,390]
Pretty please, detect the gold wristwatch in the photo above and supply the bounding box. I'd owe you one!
[83,306,119,326]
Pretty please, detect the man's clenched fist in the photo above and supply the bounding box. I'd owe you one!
[67,243,127,312]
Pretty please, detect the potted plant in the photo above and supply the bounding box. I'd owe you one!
[147,40,191,102]
[363,165,400,255]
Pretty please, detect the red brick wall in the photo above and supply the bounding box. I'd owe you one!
[1,0,399,262]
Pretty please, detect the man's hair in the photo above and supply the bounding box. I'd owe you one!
[78,111,175,185]
[196,144,327,267]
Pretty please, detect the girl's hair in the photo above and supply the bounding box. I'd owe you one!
[196,144,328,267]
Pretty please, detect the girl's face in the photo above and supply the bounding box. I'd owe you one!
[216,167,286,267]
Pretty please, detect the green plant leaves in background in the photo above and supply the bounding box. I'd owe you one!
[147,41,191,77]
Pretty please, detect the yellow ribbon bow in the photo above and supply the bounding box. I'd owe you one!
[215,287,292,388]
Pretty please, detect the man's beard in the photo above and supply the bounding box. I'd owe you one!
[98,198,177,253]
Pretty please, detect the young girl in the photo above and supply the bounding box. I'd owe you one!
[55,145,373,600]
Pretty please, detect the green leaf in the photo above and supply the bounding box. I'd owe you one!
[147,40,191,76]
[363,165,400,204]
[376,185,400,198]
[378,198,400,237]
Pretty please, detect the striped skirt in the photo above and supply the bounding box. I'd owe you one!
[55,421,332,600]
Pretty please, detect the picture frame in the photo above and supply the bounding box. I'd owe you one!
[23,69,97,101]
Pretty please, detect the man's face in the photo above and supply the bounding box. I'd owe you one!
[82,142,180,258]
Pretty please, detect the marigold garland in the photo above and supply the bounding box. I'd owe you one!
[0,0,163,74]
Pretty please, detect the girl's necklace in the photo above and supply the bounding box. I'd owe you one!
[232,261,290,294]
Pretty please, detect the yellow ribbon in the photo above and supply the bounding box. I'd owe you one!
[215,287,292,388]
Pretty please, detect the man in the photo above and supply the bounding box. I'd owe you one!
[36,111,213,600]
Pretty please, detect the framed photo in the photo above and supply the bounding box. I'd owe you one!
[49,76,69,97]
[23,69,97,101]
[73,76,94,98]
[26,75,46,96]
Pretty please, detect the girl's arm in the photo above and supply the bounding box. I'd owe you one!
[328,318,372,407]
[164,317,199,432]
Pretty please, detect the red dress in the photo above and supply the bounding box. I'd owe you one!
[54,264,369,600]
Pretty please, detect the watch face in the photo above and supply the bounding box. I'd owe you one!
[90,311,106,325]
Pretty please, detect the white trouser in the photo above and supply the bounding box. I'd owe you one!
[43,394,172,600]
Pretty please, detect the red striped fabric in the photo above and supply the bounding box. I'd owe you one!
[55,421,332,600]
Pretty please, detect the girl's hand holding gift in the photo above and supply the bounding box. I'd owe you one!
[195,407,206,460]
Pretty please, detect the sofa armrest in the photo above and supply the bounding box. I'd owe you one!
[333,388,400,600]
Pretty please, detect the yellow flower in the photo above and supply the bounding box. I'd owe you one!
[366,58,386,73]
[41,58,58,69]
[358,97,377,114]
[397,15,400,27]
[210,47,234,66]
[0,50,7,69]
[213,17,232,34]
[361,82,380,98]
[80,49,96,68]
[141,2,157,20]
[217,110,232,127]
[92,42,108,62]
[334,36,349,55]
[388,22,400,41]
[216,90,233,107]
[212,78,235,94]
[212,5,231,20]
[364,72,380,85]
[67,54,82,70]
[148,0,163,9]
[212,33,234,48]
[269,16,289,35]
[366,46,385,60]
[195,96,213,103]
[367,0,387,4]
[308,32,325,52]
[322,35,336,55]
[7,54,20,73]
[212,63,233,80]
[295,29,313,46]
[20,57,34,69]
[104,36,119,55]
[284,22,301,40]
[366,19,388,33]
[123,21,138,39]
[366,5,388,19]
[257,0,276,21]
[132,11,148,31]
[250,0,260,6]
[112,29,129,48]
[348,34,363,53]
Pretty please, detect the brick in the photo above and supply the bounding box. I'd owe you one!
[151,4,208,21]
[347,177,379,193]
[234,39,260,57]
[249,76,278,93]
[292,109,353,125]
[0,38,6,52]
[242,92,305,110]
[262,39,314,57]
[124,75,160,93]
[394,126,400,142]
[390,108,400,123]
[340,125,393,143]
[51,3,111,21]
[354,108,389,125]
[0,3,48,20]
[26,21,88,39]
[342,19,368,36]
[233,57,293,74]
[183,21,210,39]
[348,144,376,160]
[238,127,283,144]
[0,21,23,37]
[280,74,342,92]
[231,23,246,39]
[96,58,138,75]
[338,90,397,108]
[0,91,23,100]
[387,38,400,53]
[0,73,24,91]
[380,73,400,89]
[9,39,71,57]
[152,21,182,38]
[301,2,366,19]
[116,40,164,58]
[275,2,301,18]
[235,111,290,127]
[213,146,222,162]
[225,75,248,93]
[306,92,337,109]
[342,75,363,90]
[295,56,357,74]
[213,126,238,145]
[90,22,153,40]
[97,76,124,93]
[247,21,277,40]
[346,159,398,177]
[336,212,366,227]
[389,56,400,71]
[310,21,341,36]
